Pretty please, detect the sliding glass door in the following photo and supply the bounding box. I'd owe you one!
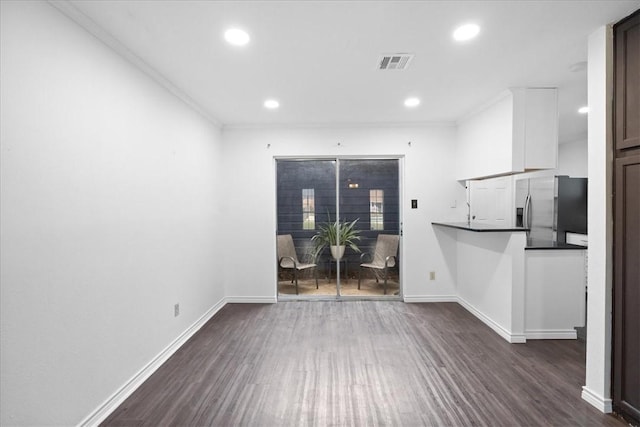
[276,159,336,297]
[276,158,400,299]
[338,159,400,297]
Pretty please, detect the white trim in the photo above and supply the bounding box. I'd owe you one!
[226,296,277,304]
[581,386,613,413]
[78,298,227,427]
[274,154,406,161]
[403,295,458,303]
[47,0,222,128]
[525,329,578,340]
[457,297,526,343]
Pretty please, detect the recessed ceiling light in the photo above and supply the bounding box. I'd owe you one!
[404,97,420,108]
[224,28,250,46]
[264,99,280,109]
[453,23,480,42]
[578,106,589,114]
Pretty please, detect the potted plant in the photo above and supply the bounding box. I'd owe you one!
[311,215,361,260]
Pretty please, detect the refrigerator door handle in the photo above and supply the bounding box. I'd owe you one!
[524,194,532,229]
[527,194,533,229]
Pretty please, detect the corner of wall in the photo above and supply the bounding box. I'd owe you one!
[584,23,614,410]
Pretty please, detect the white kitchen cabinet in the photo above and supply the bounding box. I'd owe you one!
[525,249,586,339]
[469,176,514,226]
[456,88,558,181]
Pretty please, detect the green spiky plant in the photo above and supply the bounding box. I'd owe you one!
[311,214,361,260]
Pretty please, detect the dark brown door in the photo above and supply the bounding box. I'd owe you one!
[614,155,640,422]
[613,8,640,424]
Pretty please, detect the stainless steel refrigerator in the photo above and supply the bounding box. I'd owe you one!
[515,175,587,243]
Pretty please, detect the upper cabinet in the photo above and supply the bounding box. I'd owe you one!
[456,88,558,181]
[468,176,514,226]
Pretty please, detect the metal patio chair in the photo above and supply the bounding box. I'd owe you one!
[358,234,399,295]
[277,234,318,295]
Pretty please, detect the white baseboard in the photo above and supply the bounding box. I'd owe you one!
[78,293,586,426]
[457,297,526,343]
[78,297,228,427]
[403,295,458,303]
[226,296,277,304]
[525,329,577,340]
[508,334,527,343]
[581,386,613,413]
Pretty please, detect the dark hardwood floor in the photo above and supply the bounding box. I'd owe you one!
[102,302,626,426]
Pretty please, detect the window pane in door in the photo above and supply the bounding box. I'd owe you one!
[370,189,384,230]
[302,188,315,230]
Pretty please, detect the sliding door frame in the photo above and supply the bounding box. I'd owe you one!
[274,155,404,302]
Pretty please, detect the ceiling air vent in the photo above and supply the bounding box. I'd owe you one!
[378,53,414,70]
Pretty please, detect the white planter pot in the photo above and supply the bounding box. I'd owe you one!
[330,245,346,260]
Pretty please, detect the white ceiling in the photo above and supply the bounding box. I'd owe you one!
[64,0,639,141]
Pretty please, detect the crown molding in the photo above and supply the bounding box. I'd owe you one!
[222,120,457,132]
[47,0,222,129]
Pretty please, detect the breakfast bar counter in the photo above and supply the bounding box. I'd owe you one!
[432,221,585,343]
[431,221,529,233]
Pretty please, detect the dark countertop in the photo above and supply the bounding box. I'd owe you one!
[432,222,587,250]
[431,222,587,250]
[525,238,587,250]
[432,222,529,233]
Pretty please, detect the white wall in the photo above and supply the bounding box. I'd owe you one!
[0,2,225,425]
[221,126,463,302]
[456,231,527,343]
[558,139,588,177]
[582,25,614,413]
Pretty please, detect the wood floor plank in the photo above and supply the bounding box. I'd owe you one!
[101,302,626,426]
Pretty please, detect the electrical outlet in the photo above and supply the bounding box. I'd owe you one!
[429,271,436,280]
[174,303,180,317]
